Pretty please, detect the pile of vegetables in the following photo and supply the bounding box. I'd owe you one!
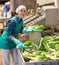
[20,35,59,62]
[23,25,45,34]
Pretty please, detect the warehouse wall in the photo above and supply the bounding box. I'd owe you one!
[10,0,37,11]
[37,0,54,6]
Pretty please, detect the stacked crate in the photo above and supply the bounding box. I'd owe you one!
[0,18,9,35]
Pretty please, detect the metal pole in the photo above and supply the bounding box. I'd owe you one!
[10,0,15,11]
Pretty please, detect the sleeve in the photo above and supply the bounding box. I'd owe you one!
[7,20,16,36]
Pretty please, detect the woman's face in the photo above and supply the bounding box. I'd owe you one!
[18,8,26,18]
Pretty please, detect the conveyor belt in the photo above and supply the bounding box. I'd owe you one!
[24,14,39,24]
[23,14,34,21]
[26,15,46,26]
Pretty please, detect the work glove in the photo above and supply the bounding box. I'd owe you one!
[23,28,35,34]
[17,43,24,49]
[13,38,24,49]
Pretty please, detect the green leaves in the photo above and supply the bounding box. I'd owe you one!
[33,25,45,32]
[23,25,45,34]
[20,36,59,62]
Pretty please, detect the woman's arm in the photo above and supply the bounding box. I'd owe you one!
[9,35,15,40]
[7,20,16,40]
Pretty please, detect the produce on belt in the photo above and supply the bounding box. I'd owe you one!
[23,25,45,34]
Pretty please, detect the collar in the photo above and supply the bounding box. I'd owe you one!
[15,15,23,23]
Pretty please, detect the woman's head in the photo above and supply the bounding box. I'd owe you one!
[16,5,26,18]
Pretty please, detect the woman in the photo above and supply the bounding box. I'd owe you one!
[0,5,26,65]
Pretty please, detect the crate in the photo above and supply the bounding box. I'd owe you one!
[18,34,29,42]
[18,50,59,65]
[29,32,41,44]
[18,50,43,65]
[0,18,10,35]
[18,32,41,43]
[45,7,58,26]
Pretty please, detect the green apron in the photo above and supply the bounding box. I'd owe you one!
[0,16,23,49]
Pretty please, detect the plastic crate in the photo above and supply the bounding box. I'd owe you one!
[29,32,41,44]
[18,50,59,65]
[18,32,41,43]
[18,50,43,65]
